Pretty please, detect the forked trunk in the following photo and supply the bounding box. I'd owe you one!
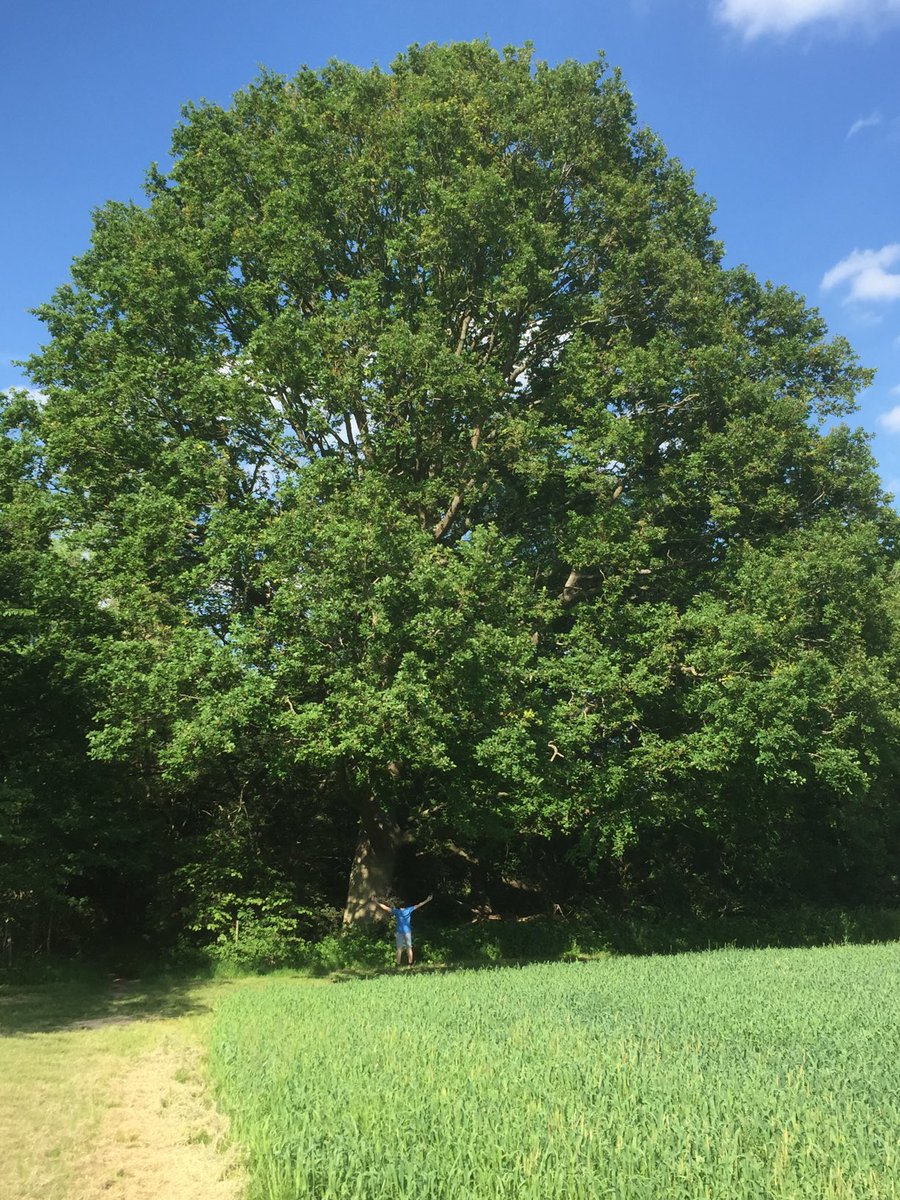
[342,795,400,925]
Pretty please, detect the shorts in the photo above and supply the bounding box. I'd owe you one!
[395,931,412,949]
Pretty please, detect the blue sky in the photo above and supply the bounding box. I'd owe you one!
[3,0,899,490]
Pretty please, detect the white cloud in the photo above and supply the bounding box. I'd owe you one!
[1,385,47,408]
[715,0,900,38]
[880,405,900,432]
[890,384,900,398]
[847,111,883,138]
[821,245,900,303]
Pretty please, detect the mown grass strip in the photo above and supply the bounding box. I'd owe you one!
[0,973,255,1200]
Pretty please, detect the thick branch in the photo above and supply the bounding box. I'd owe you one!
[433,479,475,541]
[560,569,609,606]
[432,422,485,540]
[561,569,584,606]
[455,314,472,355]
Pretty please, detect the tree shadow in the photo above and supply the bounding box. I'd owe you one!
[0,969,220,1037]
[326,955,589,984]
[326,905,900,983]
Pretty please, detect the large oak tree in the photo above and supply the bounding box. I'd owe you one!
[10,41,898,930]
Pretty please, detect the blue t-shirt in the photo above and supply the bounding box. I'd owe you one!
[392,906,416,935]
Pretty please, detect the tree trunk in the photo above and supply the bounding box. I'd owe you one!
[342,795,400,925]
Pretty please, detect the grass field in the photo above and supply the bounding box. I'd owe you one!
[210,943,900,1200]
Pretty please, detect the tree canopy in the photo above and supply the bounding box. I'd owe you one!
[3,41,898,955]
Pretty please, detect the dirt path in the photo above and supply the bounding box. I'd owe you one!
[72,1032,246,1200]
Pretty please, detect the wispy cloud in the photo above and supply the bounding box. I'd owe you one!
[822,245,900,303]
[714,0,900,39]
[880,405,900,432]
[847,111,883,138]
[6,387,48,407]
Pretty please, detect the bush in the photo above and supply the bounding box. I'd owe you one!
[205,913,310,973]
[311,926,396,973]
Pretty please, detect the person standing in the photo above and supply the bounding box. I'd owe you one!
[373,894,433,966]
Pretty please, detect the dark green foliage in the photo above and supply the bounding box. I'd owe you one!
[0,392,152,958]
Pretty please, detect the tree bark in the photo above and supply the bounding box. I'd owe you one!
[342,794,400,925]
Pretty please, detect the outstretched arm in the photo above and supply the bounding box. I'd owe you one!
[414,894,434,911]
[371,897,393,914]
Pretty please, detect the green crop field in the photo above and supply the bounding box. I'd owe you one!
[210,943,900,1200]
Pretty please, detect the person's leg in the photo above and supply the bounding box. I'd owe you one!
[407,943,414,966]
[395,946,403,966]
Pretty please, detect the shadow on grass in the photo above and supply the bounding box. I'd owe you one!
[0,967,221,1038]
[3,907,898,1012]
[326,955,606,985]
[327,905,900,984]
